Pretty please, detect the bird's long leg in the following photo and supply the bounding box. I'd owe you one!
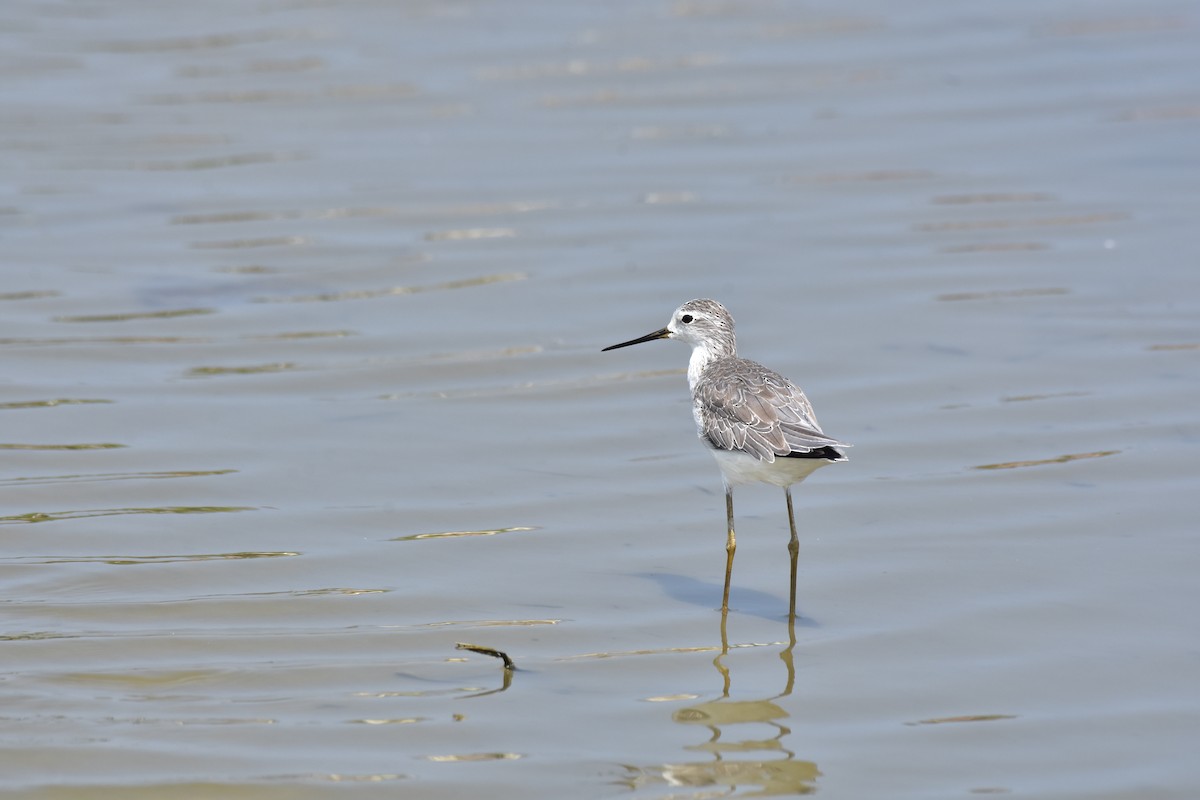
[785,487,799,621]
[722,485,736,613]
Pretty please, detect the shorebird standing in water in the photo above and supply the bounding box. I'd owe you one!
[603,299,850,616]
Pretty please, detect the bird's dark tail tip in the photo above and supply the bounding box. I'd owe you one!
[785,446,847,461]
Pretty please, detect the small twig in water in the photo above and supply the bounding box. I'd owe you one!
[456,642,516,671]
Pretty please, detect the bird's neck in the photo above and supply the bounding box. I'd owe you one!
[686,338,736,392]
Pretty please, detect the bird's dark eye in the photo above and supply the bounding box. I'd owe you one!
[681,314,693,324]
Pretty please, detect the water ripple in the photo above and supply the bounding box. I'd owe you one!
[974,450,1119,470]
[0,469,237,488]
[0,506,256,525]
[254,272,526,303]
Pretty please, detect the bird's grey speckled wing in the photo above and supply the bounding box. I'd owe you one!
[694,357,847,462]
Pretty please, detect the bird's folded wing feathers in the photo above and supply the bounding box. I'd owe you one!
[696,359,848,461]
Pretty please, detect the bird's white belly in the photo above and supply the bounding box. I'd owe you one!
[708,447,830,488]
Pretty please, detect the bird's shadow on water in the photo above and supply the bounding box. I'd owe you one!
[634,572,818,626]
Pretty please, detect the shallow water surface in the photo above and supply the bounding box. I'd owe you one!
[2,0,1198,797]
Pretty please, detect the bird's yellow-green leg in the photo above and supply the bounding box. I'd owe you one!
[786,487,799,621]
[722,486,736,613]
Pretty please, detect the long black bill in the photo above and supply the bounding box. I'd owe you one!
[602,327,670,351]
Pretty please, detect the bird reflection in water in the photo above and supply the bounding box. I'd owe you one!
[617,612,820,796]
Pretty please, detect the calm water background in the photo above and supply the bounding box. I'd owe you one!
[2,1,1198,797]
